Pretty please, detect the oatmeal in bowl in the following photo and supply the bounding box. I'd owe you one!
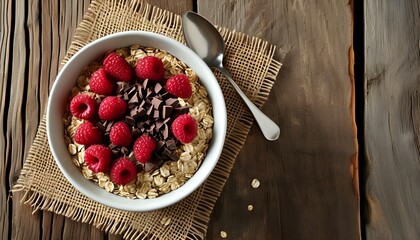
[65,45,214,199]
[47,31,227,211]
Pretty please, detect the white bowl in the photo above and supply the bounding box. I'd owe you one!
[47,31,227,212]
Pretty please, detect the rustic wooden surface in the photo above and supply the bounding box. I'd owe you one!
[0,0,366,239]
[364,0,420,239]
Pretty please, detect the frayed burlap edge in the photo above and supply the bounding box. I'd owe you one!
[13,0,282,239]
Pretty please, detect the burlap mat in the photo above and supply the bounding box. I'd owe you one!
[13,0,281,239]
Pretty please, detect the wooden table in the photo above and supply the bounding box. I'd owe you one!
[1,0,419,239]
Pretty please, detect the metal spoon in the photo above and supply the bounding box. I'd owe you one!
[182,11,280,141]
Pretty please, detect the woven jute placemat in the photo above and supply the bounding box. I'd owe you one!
[13,0,281,239]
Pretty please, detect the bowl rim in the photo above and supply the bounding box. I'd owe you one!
[47,31,227,212]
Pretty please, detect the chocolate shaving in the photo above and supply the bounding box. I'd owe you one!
[175,106,190,115]
[143,79,149,89]
[162,124,169,139]
[146,88,153,98]
[128,86,137,98]
[166,139,177,151]
[157,140,165,150]
[138,108,146,117]
[96,122,106,132]
[153,109,160,119]
[155,121,164,130]
[162,105,172,119]
[123,92,129,101]
[128,151,136,161]
[165,98,179,107]
[146,106,154,116]
[130,107,140,119]
[132,128,142,136]
[137,85,144,98]
[163,118,171,125]
[154,83,163,93]
[121,147,129,155]
[125,116,135,126]
[162,148,171,157]
[105,121,115,133]
[129,93,140,105]
[170,151,179,160]
[152,97,163,110]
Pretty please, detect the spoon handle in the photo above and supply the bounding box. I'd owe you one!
[217,66,280,141]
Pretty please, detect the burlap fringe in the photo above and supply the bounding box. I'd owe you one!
[12,0,282,239]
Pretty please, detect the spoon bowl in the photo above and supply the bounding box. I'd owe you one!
[182,12,280,141]
[182,12,225,69]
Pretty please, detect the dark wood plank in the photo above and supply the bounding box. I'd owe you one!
[7,0,43,238]
[2,0,361,239]
[0,0,12,238]
[198,0,360,239]
[364,1,420,239]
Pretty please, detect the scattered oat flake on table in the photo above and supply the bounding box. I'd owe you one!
[160,216,171,226]
[251,178,260,188]
[247,204,254,211]
[220,231,228,238]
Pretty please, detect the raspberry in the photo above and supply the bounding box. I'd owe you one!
[171,114,197,143]
[110,157,137,185]
[133,134,156,163]
[89,68,114,95]
[74,122,103,146]
[135,56,165,81]
[84,145,112,173]
[103,52,132,82]
[109,121,132,146]
[98,96,127,120]
[165,74,192,98]
[69,93,98,120]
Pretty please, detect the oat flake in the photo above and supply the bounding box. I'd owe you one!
[251,179,260,188]
[247,204,254,211]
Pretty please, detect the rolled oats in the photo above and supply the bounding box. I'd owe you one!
[160,164,170,178]
[68,144,77,155]
[104,181,115,192]
[147,188,158,198]
[160,216,171,226]
[153,175,164,187]
[251,179,260,188]
[247,204,254,211]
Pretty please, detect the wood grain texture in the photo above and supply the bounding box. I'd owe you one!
[0,0,12,239]
[198,0,360,239]
[1,0,192,240]
[365,1,420,239]
[1,0,361,239]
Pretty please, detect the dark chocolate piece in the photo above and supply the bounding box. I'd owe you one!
[170,151,179,160]
[129,93,140,105]
[166,139,177,150]
[125,116,135,126]
[165,98,179,107]
[175,106,190,115]
[152,97,163,110]
[157,140,165,150]
[162,105,172,119]
[163,124,169,139]
[154,83,163,93]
